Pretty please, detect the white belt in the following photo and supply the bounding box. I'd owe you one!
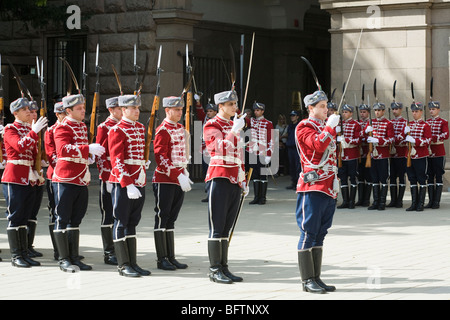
[7,160,33,166]
[59,157,89,165]
[211,155,242,165]
[124,159,145,165]
[431,142,444,145]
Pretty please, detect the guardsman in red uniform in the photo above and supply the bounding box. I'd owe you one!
[363,102,394,210]
[295,90,339,294]
[336,104,361,209]
[203,90,248,284]
[404,102,432,211]
[44,101,66,260]
[108,94,149,277]
[388,102,408,208]
[2,97,48,268]
[247,102,273,205]
[425,101,449,209]
[355,103,372,206]
[95,96,122,266]
[53,94,105,272]
[152,96,192,271]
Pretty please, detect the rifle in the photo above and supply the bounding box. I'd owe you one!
[82,51,87,97]
[144,45,163,162]
[365,79,375,168]
[35,56,48,173]
[0,54,4,163]
[89,44,100,144]
[185,44,193,134]
[406,82,415,167]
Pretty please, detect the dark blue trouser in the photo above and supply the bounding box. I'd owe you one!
[406,157,428,186]
[389,157,406,185]
[208,178,241,239]
[2,183,34,228]
[370,158,389,185]
[153,183,184,230]
[296,191,336,250]
[99,180,114,226]
[338,159,358,186]
[287,147,301,186]
[52,182,88,231]
[427,156,445,185]
[29,184,44,221]
[111,183,145,240]
[46,179,56,224]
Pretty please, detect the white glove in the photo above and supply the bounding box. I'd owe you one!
[88,154,95,165]
[31,117,48,134]
[0,159,5,170]
[145,160,151,170]
[0,124,4,135]
[89,143,105,157]
[335,126,341,133]
[264,156,271,165]
[404,126,411,134]
[405,135,415,144]
[367,136,379,144]
[41,160,49,168]
[231,114,246,133]
[325,114,340,129]
[365,126,373,134]
[126,184,142,199]
[177,173,193,192]
[337,136,343,142]
[106,181,113,193]
[242,181,249,197]
[194,94,200,101]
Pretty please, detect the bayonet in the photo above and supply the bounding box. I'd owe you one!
[89,44,101,143]
[82,51,87,97]
[134,43,141,93]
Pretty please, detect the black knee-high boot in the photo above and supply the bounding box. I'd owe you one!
[297,249,326,294]
[114,239,141,277]
[154,230,176,270]
[166,230,188,269]
[7,228,30,268]
[249,180,261,205]
[432,184,443,209]
[406,186,418,211]
[221,240,242,282]
[311,247,335,292]
[208,240,233,284]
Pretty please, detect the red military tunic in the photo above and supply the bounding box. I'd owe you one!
[295,117,338,199]
[426,116,449,158]
[340,118,361,161]
[363,117,394,159]
[96,116,119,182]
[358,118,370,158]
[247,116,274,157]
[152,118,188,185]
[44,120,60,180]
[52,117,90,186]
[2,120,38,185]
[203,115,246,187]
[408,119,431,159]
[390,116,408,158]
[108,117,146,188]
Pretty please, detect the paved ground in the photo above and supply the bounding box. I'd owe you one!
[1,171,449,305]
